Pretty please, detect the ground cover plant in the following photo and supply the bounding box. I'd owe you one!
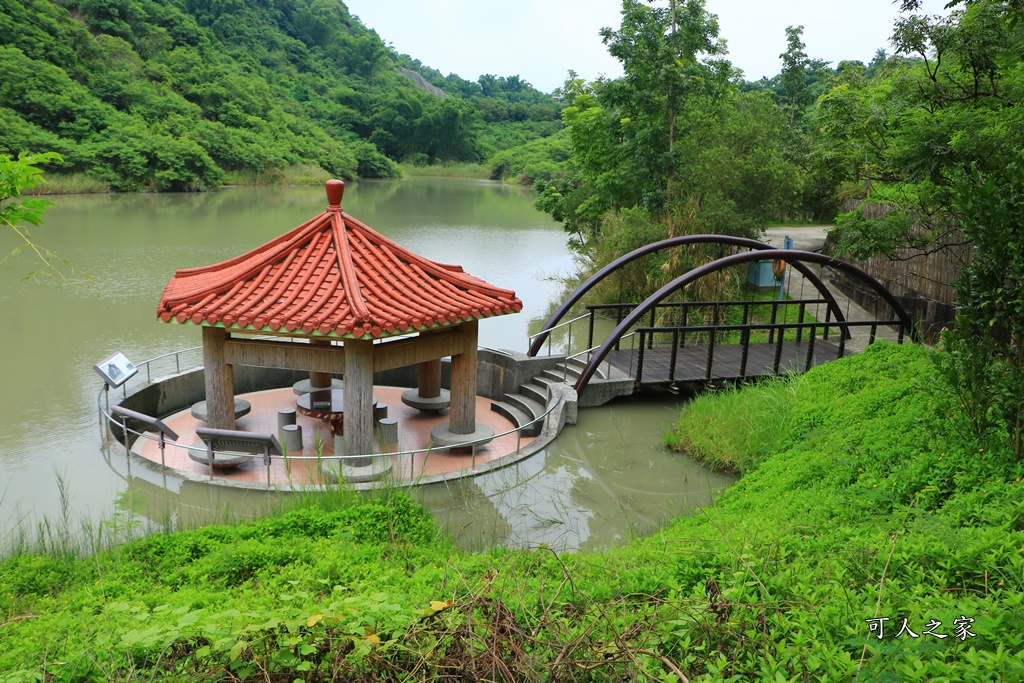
[2,342,1023,681]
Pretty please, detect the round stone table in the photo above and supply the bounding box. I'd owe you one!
[295,390,377,437]
[190,398,252,422]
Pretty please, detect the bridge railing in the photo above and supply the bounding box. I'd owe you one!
[632,317,906,384]
[584,297,849,351]
[565,331,638,382]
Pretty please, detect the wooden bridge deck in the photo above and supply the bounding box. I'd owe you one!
[607,340,849,384]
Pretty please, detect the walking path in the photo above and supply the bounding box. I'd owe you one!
[763,227,904,353]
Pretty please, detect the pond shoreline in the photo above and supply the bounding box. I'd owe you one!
[28,162,517,196]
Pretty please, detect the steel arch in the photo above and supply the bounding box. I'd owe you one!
[528,235,847,357]
[573,249,918,394]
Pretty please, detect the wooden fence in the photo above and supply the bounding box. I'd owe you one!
[828,201,972,335]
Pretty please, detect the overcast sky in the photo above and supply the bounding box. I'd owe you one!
[343,0,953,93]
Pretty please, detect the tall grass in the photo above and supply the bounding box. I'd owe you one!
[222,163,332,187]
[1,470,180,562]
[664,373,811,474]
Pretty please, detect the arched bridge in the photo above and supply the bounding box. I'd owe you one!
[528,235,918,398]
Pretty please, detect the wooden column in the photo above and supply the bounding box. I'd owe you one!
[309,338,333,389]
[417,359,442,398]
[417,328,444,398]
[449,321,478,434]
[342,338,374,463]
[202,327,235,430]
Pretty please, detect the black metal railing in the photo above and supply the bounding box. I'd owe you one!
[629,318,905,384]
[584,298,852,350]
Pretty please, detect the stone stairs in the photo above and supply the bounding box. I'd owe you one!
[490,358,606,436]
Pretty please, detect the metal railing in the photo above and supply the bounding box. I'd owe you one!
[564,331,637,382]
[583,297,850,349]
[630,318,905,384]
[527,313,591,357]
[98,346,558,488]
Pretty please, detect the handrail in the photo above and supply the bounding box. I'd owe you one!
[528,234,850,356]
[631,318,903,335]
[567,329,637,363]
[527,313,590,343]
[97,345,560,487]
[527,312,591,357]
[564,331,636,382]
[573,249,919,394]
[585,297,831,311]
[630,317,905,384]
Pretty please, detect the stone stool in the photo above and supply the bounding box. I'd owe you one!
[377,418,399,452]
[278,407,296,430]
[373,403,388,422]
[281,424,303,453]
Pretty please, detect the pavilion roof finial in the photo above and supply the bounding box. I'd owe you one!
[325,179,344,209]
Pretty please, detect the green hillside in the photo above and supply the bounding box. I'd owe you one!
[0,0,562,191]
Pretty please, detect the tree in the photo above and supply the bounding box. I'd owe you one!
[598,0,731,209]
[537,1,808,252]
[779,25,810,125]
[0,151,79,282]
[823,0,1024,456]
[777,25,829,126]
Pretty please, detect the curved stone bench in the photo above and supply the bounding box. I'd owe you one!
[190,399,252,422]
[187,446,255,470]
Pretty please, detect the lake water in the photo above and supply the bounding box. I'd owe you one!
[0,177,733,552]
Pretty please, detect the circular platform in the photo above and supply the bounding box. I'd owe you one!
[128,384,554,490]
[322,458,394,484]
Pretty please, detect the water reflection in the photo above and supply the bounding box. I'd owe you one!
[422,396,736,552]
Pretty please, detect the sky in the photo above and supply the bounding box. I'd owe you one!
[342,0,954,93]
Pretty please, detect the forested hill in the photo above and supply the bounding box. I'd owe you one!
[0,0,562,190]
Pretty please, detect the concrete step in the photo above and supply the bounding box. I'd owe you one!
[565,356,589,372]
[504,392,545,422]
[556,362,582,379]
[519,382,548,404]
[489,397,542,437]
[540,362,608,385]
[540,368,570,383]
[533,375,564,391]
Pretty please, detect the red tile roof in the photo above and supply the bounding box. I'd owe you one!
[157,180,522,339]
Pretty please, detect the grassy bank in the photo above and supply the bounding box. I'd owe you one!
[25,173,110,195]
[2,343,1022,681]
[396,162,492,179]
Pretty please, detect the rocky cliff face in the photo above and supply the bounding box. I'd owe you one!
[396,68,449,98]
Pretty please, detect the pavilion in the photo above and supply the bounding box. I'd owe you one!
[156,180,522,462]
